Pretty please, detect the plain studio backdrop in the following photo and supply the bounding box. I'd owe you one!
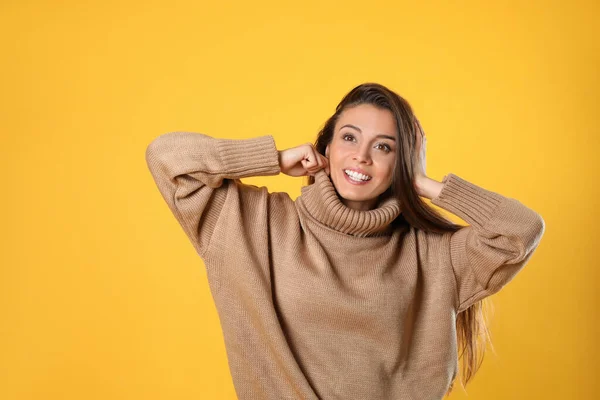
[0,0,597,399]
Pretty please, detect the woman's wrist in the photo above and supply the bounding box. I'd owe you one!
[415,176,444,200]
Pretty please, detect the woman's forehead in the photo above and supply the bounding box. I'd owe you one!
[337,105,398,137]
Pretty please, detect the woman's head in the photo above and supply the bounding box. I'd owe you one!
[310,82,422,218]
[324,103,398,210]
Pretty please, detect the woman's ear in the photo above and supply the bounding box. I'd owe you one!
[325,144,330,158]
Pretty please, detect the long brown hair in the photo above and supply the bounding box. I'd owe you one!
[307,82,495,395]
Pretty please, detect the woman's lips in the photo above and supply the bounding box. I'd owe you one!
[342,170,371,185]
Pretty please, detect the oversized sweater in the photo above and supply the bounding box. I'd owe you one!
[145,131,545,400]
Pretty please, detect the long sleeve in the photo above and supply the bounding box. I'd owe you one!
[431,173,546,313]
[145,131,281,258]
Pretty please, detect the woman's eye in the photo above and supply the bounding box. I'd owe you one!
[342,134,355,141]
[376,143,392,152]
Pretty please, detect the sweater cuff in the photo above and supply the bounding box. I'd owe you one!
[215,135,281,178]
[430,173,504,229]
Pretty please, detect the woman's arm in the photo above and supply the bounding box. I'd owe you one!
[430,173,546,313]
[145,131,281,257]
[411,119,544,312]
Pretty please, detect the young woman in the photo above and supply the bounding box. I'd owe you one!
[145,82,545,399]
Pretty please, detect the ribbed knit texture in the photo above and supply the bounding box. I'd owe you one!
[145,132,545,400]
[299,171,402,237]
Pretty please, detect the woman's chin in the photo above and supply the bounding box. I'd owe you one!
[332,177,384,203]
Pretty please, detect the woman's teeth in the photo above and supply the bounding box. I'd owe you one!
[344,169,372,182]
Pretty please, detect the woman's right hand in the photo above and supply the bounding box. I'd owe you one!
[278,143,330,177]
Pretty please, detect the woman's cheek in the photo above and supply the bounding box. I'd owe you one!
[384,166,395,185]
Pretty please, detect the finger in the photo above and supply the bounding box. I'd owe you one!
[313,153,330,174]
[302,160,321,175]
[313,152,324,170]
[306,147,320,169]
[320,154,330,175]
[301,159,313,173]
[305,148,322,171]
[414,118,425,139]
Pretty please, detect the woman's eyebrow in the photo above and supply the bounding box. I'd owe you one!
[340,124,396,141]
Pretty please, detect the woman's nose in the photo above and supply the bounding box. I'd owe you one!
[353,146,372,164]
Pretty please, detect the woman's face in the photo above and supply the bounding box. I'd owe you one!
[325,104,398,211]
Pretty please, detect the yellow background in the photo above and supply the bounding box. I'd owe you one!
[1,0,598,399]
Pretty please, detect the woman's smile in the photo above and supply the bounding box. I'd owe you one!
[343,169,372,185]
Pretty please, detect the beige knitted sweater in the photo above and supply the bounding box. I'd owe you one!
[145,132,545,400]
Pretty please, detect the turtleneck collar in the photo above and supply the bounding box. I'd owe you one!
[296,170,402,238]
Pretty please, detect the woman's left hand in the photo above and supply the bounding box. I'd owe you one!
[413,118,445,199]
[414,117,427,187]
